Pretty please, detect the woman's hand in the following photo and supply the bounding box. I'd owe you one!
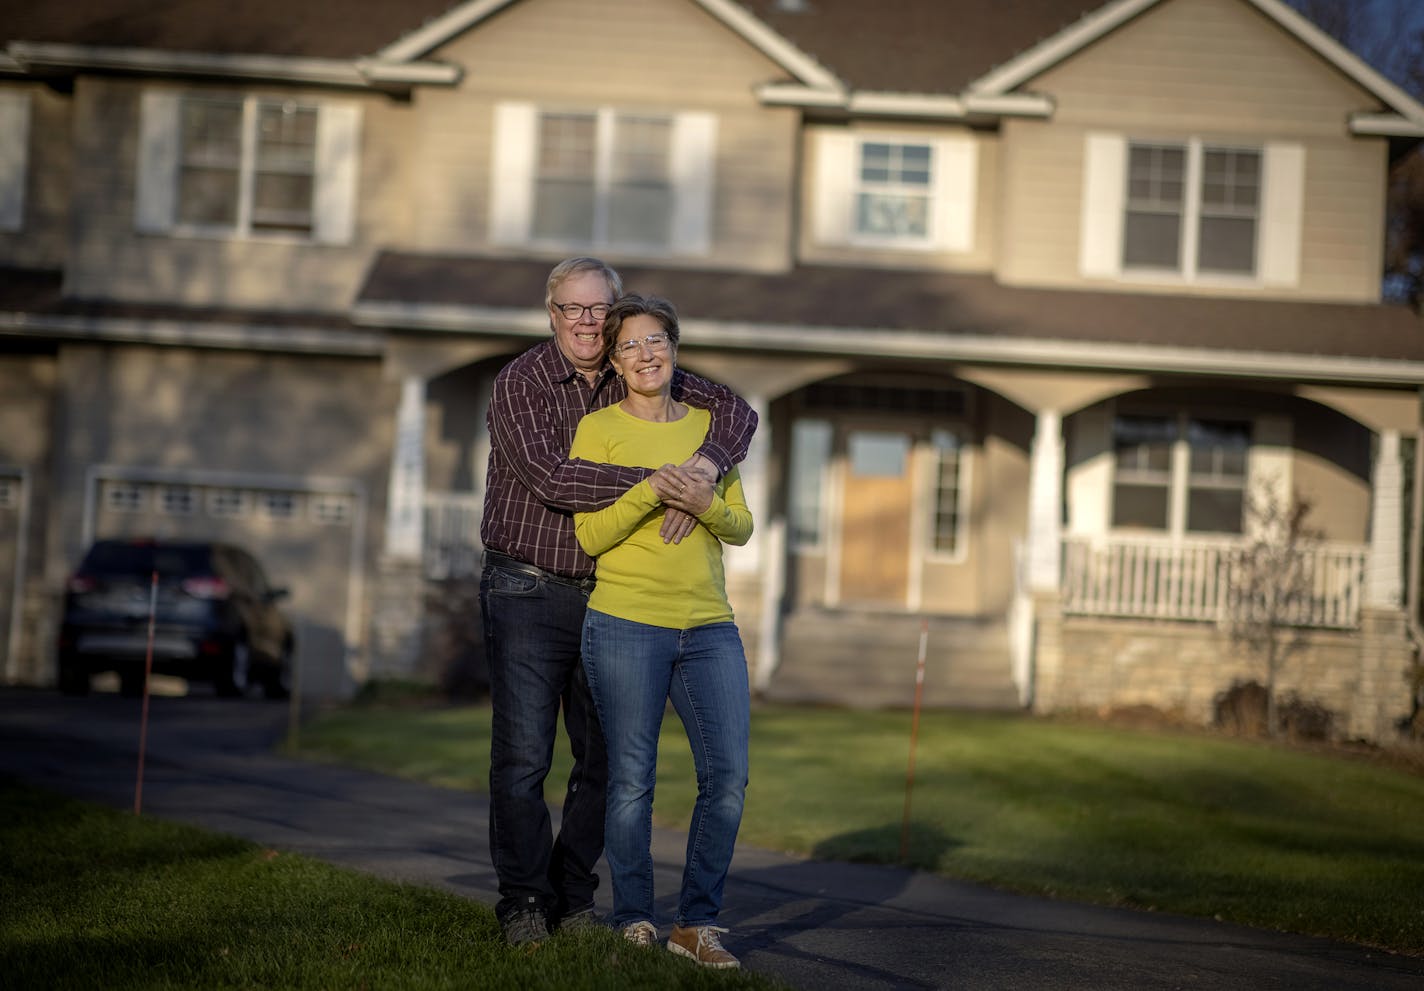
[650,464,714,518]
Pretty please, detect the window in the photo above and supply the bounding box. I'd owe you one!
[1082,133,1298,284]
[208,488,249,518]
[812,131,977,252]
[0,477,16,510]
[1122,141,1260,276]
[789,419,832,548]
[930,429,966,555]
[136,91,360,244]
[311,494,353,526]
[1112,412,1250,535]
[856,141,933,241]
[492,102,714,255]
[104,483,147,514]
[258,491,299,521]
[0,90,30,233]
[159,486,197,516]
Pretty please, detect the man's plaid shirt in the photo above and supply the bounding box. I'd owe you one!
[480,338,758,579]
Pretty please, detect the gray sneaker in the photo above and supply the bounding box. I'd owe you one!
[556,905,603,933]
[501,905,549,947]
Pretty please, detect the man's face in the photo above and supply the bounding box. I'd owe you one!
[549,270,615,377]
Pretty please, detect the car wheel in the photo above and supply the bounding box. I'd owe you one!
[216,640,251,698]
[58,657,90,697]
[262,643,292,701]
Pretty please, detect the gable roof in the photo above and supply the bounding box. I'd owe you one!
[4,0,1420,130]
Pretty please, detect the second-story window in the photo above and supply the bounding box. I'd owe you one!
[1124,141,1260,277]
[178,96,318,236]
[492,102,715,256]
[136,89,361,244]
[856,141,933,242]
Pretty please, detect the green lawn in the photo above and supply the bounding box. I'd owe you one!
[292,699,1424,956]
[0,779,789,991]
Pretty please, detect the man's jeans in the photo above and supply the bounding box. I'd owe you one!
[481,561,607,923]
[581,610,750,928]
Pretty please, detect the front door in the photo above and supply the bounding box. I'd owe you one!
[839,429,914,606]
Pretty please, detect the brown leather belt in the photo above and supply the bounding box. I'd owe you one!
[483,551,597,593]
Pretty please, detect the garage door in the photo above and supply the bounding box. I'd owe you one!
[83,467,366,699]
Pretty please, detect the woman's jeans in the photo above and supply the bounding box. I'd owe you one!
[481,561,607,924]
[581,609,750,928]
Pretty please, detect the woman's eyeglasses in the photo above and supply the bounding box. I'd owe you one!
[613,333,671,358]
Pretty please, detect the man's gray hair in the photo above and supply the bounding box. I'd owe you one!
[545,257,623,309]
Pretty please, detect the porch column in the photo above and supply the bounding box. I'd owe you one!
[1365,428,1404,608]
[385,376,427,561]
[728,393,769,575]
[1027,408,1064,592]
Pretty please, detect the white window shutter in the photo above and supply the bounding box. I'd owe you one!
[1079,132,1125,278]
[932,135,977,253]
[811,130,855,245]
[314,101,362,245]
[135,90,181,233]
[1260,142,1304,288]
[0,91,30,233]
[670,111,716,255]
[490,102,536,245]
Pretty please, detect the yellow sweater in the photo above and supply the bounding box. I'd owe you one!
[570,404,753,629]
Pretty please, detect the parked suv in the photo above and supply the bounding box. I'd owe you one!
[57,538,294,699]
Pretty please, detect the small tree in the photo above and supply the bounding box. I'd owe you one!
[1226,484,1324,736]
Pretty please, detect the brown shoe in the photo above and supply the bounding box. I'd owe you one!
[667,924,740,969]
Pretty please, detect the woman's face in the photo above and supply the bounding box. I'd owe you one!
[611,313,676,397]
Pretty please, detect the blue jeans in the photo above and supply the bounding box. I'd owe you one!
[581,610,750,928]
[481,561,607,923]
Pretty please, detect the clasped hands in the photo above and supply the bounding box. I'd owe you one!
[651,456,716,544]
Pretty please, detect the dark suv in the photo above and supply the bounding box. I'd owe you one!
[57,538,294,699]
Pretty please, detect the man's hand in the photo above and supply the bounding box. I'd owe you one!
[652,460,717,543]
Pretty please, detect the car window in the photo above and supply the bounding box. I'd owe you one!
[82,542,211,578]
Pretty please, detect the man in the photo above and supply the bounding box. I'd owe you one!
[479,257,757,946]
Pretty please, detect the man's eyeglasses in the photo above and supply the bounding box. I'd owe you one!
[552,301,612,321]
[613,333,671,358]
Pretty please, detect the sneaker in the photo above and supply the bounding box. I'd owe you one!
[667,924,740,969]
[501,901,549,947]
[621,920,659,947]
[556,905,603,933]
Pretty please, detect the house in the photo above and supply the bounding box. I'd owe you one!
[2,0,1421,739]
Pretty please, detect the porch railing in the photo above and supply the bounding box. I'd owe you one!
[1060,534,1368,630]
[424,492,483,580]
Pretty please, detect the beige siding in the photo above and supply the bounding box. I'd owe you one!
[997,0,1388,301]
[65,78,393,310]
[412,0,798,272]
[0,83,72,269]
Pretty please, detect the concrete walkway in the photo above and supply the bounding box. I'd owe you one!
[3,689,1422,990]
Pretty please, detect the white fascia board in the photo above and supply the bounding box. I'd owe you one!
[354,59,461,85]
[754,81,847,107]
[351,301,1424,387]
[962,93,1054,117]
[968,0,1159,96]
[376,0,518,62]
[0,312,384,356]
[5,42,456,89]
[693,0,843,91]
[1350,114,1424,139]
[847,92,968,118]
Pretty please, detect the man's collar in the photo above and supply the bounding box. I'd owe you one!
[541,337,612,385]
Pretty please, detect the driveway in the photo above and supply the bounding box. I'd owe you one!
[2,688,1422,990]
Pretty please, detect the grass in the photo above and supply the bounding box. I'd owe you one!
[0,778,789,991]
[292,698,1424,956]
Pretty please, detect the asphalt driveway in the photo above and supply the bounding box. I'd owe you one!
[2,688,1422,990]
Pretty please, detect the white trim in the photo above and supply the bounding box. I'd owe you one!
[967,0,1424,130]
[351,301,1424,387]
[754,82,848,108]
[0,91,30,232]
[0,466,29,684]
[1260,142,1305,288]
[314,102,362,245]
[7,42,455,88]
[1080,133,1125,278]
[0,312,383,355]
[1349,114,1424,138]
[135,90,180,234]
[377,0,518,60]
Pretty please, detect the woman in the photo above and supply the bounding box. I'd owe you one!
[570,294,753,969]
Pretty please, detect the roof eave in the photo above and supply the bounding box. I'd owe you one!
[6,42,460,89]
[351,300,1424,387]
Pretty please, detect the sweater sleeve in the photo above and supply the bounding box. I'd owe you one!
[569,415,663,556]
[695,467,753,547]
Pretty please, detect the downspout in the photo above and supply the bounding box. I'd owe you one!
[1407,421,1424,730]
